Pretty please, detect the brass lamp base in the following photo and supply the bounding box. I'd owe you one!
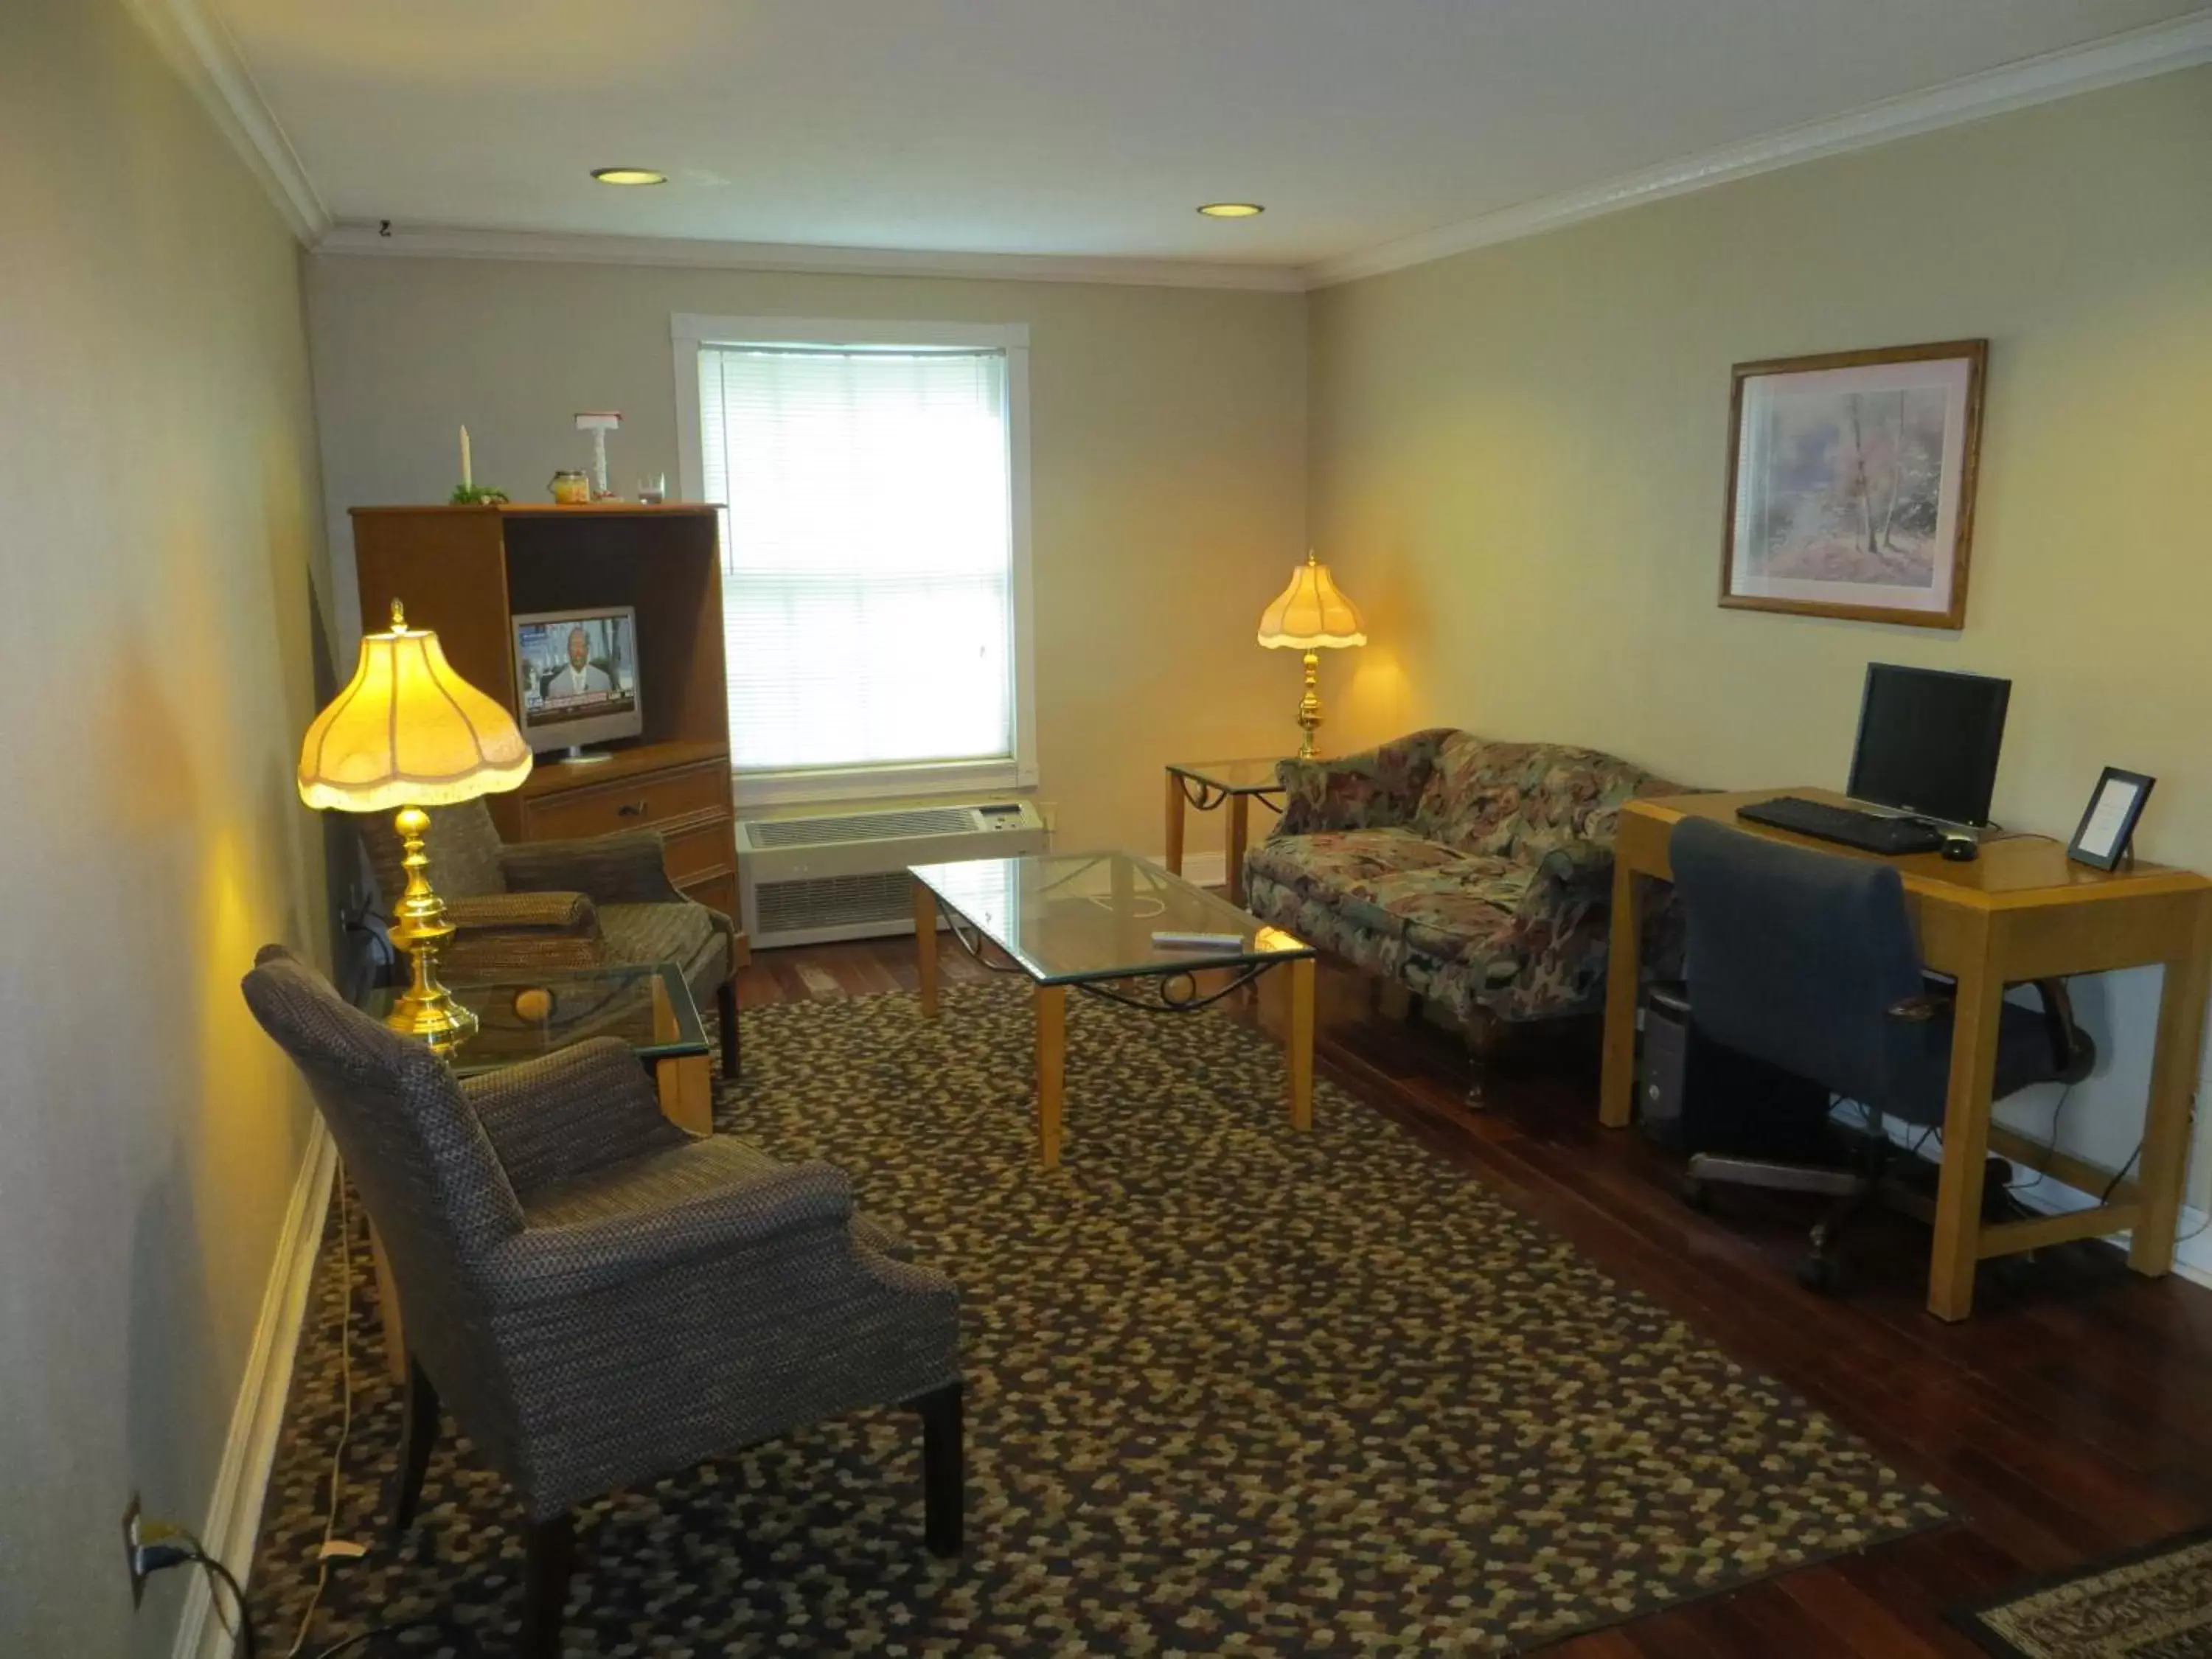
[386,804,477,1051]
[1294,649,1324,759]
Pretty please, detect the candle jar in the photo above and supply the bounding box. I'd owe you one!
[550,470,591,505]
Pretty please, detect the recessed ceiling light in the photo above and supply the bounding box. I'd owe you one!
[1197,201,1265,218]
[591,167,667,186]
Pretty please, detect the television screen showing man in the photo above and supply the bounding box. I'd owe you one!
[516,615,637,720]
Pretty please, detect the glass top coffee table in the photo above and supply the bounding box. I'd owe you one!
[361,960,714,1133]
[908,851,1317,1167]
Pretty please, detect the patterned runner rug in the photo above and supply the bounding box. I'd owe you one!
[1956,1526,2212,1658]
[250,981,1951,1656]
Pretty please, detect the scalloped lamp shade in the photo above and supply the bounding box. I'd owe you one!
[298,602,532,814]
[1256,553,1367,650]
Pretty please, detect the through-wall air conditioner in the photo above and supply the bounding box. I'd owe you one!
[735,801,1047,948]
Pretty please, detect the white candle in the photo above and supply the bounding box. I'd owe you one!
[460,425,473,489]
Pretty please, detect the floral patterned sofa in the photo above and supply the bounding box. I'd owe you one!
[1243,728,1690,1029]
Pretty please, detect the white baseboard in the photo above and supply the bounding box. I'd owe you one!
[1157,850,1229,890]
[173,1119,336,1659]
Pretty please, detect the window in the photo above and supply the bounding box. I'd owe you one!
[674,315,1034,804]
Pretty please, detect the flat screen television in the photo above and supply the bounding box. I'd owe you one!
[513,606,643,757]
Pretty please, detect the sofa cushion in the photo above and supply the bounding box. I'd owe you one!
[1413,734,1665,860]
[1243,827,1464,907]
[1246,830,1528,962]
[1361,863,1532,966]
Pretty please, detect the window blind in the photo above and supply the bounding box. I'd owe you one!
[698,344,1015,776]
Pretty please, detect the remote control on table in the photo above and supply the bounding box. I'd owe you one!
[1151,930,1245,950]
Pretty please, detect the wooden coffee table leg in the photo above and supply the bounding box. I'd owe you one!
[1287,956,1316,1130]
[1035,981,1065,1168]
[914,881,940,1017]
[656,1053,714,1135]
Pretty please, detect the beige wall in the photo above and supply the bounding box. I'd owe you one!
[0,4,331,1653]
[306,257,1307,858]
[1309,68,2212,1197]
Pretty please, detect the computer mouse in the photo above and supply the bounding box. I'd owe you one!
[1940,834,1979,862]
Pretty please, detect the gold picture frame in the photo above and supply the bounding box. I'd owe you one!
[1720,339,1987,630]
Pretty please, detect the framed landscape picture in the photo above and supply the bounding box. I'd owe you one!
[1720,339,1987,629]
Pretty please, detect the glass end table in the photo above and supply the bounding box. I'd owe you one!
[908,850,1317,1167]
[1164,758,1288,903]
[363,960,713,1130]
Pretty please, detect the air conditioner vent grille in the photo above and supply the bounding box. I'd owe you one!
[754,871,916,936]
[750,807,975,849]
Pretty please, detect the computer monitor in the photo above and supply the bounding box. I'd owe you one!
[513,606,643,757]
[1846,663,2010,829]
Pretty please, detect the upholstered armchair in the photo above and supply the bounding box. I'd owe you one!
[362,799,745,1075]
[242,946,964,1659]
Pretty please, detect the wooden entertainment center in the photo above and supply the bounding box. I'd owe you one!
[349,504,741,921]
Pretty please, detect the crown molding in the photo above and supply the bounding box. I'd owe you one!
[1305,10,2212,288]
[124,0,330,243]
[313,220,1307,293]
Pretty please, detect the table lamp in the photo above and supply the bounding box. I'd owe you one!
[1256,551,1367,758]
[297,599,533,1047]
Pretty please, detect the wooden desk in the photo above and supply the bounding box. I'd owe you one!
[1599,787,2212,1321]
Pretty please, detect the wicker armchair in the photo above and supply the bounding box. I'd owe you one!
[362,799,745,1075]
[241,946,964,1659]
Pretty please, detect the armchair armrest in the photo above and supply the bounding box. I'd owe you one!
[464,1036,685,1199]
[447,891,598,932]
[442,888,609,976]
[487,1159,855,1304]
[1274,728,1453,836]
[501,830,686,906]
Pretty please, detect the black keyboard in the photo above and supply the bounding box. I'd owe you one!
[1736,796,1947,855]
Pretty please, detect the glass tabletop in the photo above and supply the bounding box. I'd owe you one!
[361,961,706,1077]
[1166,757,1288,793]
[908,850,1313,985]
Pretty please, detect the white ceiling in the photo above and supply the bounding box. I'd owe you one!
[215,0,2208,274]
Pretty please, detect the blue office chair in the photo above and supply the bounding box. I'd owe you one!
[1668,817,2093,1291]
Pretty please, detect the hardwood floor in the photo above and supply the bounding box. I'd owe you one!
[735,936,2212,1657]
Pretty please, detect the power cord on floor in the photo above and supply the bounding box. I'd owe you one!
[188,1548,257,1659]
[2006,1085,2072,1194]
[284,1180,362,1659]
[2103,1141,2143,1203]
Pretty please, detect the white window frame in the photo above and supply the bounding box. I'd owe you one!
[673,313,1038,807]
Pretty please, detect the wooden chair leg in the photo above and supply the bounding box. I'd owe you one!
[1464,1009,1505,1107]
[391,1357,439,1540]
[715,975,740,1077]
[1375,978,1413,1022]
[519,1513,575,1659]
[914,1382,964,1557]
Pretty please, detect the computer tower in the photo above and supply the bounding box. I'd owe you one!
[1638,984,1695,1150]
[1637,982,1832,1159]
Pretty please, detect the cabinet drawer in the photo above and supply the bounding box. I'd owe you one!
[524,761,726,842]
[663,820,737,886]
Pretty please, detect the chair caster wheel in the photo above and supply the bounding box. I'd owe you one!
[1798,1253,1846,1294]
[1680,1176,1712,1212]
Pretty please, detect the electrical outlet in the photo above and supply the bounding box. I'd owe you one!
[122,1495,146,1606]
